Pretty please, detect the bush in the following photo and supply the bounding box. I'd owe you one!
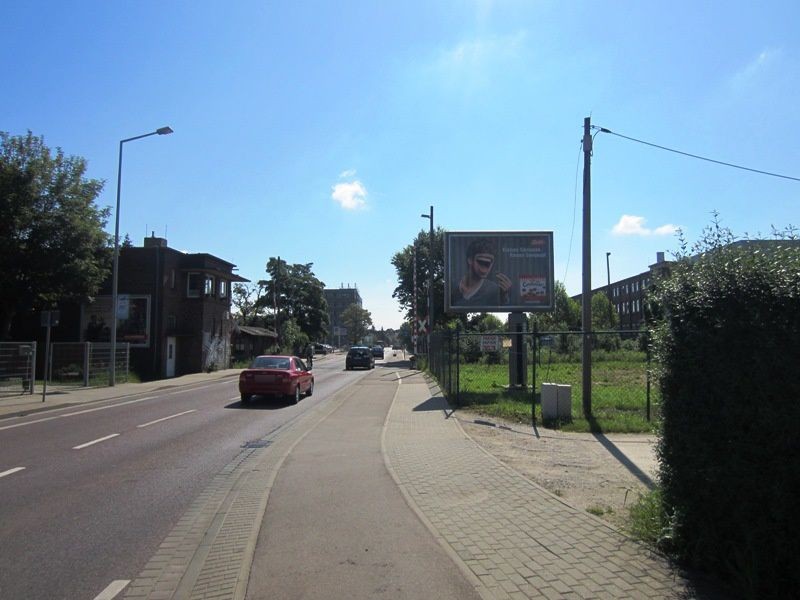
[651,221,800,598]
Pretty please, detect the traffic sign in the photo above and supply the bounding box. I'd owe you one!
[417,317,428,334]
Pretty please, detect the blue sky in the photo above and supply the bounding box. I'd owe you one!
[4,1,799,330]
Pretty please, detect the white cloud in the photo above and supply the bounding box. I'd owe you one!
[331,180,368,210]
[432,31,527,79]
[730,48,781,88]
[653,224,679,236]
[339,169,356,179]
[612,215,677,237]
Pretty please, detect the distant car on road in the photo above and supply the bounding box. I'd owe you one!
[346,346,374,370]
[313,343,328,355]
[371,345,384,358]
[239,355,314,405]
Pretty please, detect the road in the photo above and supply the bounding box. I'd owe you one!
[0,352,366,600]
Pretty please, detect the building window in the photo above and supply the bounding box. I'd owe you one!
[167,314,177,329]
[204,276,215,297]
[219,279,228,299]
[187,273,202,298]
[170,269,176,289]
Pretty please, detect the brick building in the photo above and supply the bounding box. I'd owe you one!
[81,235,248,380]
[323,285,362,347]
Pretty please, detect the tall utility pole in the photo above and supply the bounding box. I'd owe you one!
[421,206,434,354]
[582,117,593,417]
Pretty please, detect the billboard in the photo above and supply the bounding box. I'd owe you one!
[444,231,554,313]
[82,295,151,347]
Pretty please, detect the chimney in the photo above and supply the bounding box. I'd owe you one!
[656,251,665,263]
[144,231,168,248]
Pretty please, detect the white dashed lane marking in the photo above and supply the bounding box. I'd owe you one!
[93,579,130,599]
[72,433,120,450]
[137,409,196,428]
[0,466,26,479]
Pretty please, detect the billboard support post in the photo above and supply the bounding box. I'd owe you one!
[508,312,527,389]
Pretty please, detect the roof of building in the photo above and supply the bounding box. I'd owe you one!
[234,325,278,337]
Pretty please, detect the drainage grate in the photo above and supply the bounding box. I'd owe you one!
[241,440,272,449]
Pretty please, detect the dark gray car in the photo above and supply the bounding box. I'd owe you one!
[346,346,374,370]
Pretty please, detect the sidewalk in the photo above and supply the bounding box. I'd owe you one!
[383,371,707,599]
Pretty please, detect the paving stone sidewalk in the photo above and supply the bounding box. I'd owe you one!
[383,371,696,600]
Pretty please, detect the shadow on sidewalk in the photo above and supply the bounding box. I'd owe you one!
[412,396,450,412]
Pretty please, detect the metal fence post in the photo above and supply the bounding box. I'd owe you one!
[30,342,37,394]
[646,332,651,422]
[455,327,460,407]
[125,343,130,383]
[531,325,537,426]
[83,342,91,387]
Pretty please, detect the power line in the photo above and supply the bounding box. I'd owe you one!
[594,126,800,182]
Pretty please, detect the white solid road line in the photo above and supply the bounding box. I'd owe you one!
[72,433,120,450]
[0,378,236,433]
[93,579,130,600]
[137,409,197,428]
[0,467,26,479]
[0,397,156,431]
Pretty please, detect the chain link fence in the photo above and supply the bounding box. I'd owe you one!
[49,342,130,387]
[427,329,656,429]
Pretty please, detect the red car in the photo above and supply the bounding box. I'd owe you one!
[239,355,314,405]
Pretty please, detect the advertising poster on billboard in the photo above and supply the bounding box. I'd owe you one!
[82,295,151,347]
[444,231,554,313]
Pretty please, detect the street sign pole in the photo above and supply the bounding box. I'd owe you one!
[40,310,59,402]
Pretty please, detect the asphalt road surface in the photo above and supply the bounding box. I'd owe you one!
[0,352,366,600]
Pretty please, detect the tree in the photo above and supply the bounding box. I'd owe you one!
[278,318,309,355]
[258,257,329,342]
[529,281,580,332]
[231,282,268,326]
[391,227,446,331]
[591,291,618,331]
[467,313,504,332]
[0,131,110,339]
[340,303,372,345]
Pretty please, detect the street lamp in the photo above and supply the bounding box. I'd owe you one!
[420,206,434,355]
[109,126,173,385]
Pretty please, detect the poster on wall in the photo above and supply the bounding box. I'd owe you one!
[82,295,151,347]
[444,231,554,313]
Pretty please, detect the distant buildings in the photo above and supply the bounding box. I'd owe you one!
[323,285,361,347]
[573,240,800,332]
[572,252,672,332]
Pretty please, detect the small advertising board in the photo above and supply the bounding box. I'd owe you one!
[480,335,500,352]
[444,231,554,313]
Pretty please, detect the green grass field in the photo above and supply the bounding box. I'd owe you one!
[452,353,659,433]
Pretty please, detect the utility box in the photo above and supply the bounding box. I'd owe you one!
[541,383,572,420]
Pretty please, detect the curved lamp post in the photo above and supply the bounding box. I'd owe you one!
[109,126,173,385]
[420,206,433,355]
